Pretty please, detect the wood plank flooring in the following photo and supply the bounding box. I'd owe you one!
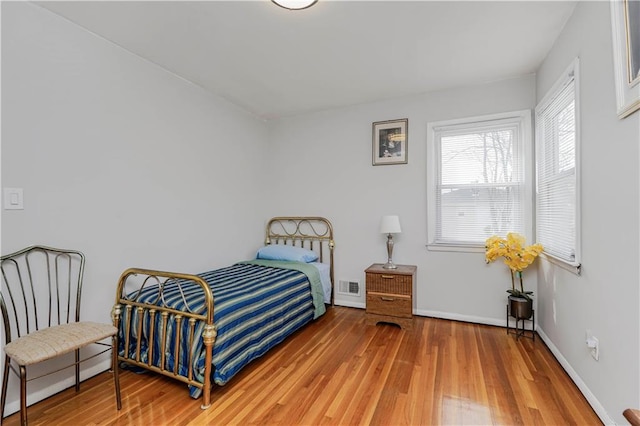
[2,306,601,425]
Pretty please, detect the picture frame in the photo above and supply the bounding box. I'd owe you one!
[610,0,640,118]
[372,118,408,165]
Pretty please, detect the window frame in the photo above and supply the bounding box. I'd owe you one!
[426,110,533,252]
[535,58,581,275]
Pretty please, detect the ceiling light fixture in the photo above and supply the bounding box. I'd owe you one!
[272,0,318,11]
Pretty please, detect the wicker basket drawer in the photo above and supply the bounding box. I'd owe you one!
[366,292,412,318]
[366,273,412,296]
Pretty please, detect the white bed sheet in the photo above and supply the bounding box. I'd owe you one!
[310,262,332,304]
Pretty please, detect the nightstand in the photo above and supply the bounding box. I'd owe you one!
[365,263,416,330]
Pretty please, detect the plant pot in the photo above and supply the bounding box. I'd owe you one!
[508,295,533,320]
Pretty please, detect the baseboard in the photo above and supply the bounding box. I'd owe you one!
[334,305,516,329]
[334,300,365,310]
[536,327,615,425]
[2,358,112,418]
[415,308,508,328]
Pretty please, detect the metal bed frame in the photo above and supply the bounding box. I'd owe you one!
[112,217,335,409]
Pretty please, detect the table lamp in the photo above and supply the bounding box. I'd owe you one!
[380,215,402,269]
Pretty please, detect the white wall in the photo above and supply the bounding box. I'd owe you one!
[267,75,537,324]
[1,2,269,416]
[535,2,640,424]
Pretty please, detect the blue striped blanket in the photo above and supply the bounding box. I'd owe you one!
[119,261,326,397]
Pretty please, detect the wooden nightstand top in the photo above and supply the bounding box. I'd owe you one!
[365,264,417,275]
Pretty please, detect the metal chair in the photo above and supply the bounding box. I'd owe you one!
[0,245,121,425]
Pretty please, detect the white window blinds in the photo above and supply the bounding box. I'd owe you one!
[535,60,580,266]
[428,111,531,247]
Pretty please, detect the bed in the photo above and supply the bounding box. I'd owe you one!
[112,217,334,409]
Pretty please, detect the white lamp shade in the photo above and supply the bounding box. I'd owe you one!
[380,215,402,234]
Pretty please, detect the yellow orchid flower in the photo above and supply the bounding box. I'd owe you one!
[484,233,544,299]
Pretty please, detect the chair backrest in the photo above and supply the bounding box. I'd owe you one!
[1,245,85,346]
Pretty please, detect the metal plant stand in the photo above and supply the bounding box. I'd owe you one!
[506,304,535,340]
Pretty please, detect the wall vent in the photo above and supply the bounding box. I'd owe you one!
[338,280,360,296]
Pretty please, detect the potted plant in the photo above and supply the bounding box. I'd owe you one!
[485,233,543,320]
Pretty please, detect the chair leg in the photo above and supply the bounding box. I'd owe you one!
[19,366,26,426]
[1,356,10,424]
[75,349,80,392]
[112,336,122,410]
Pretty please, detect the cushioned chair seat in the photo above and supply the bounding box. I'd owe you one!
[4,322,117,366]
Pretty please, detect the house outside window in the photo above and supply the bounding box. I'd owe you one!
[427,110,533,251]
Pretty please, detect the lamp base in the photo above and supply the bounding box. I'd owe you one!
[383,233,397,269]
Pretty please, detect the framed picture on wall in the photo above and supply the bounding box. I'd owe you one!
[372,118,408,165]
[611,0,640,118]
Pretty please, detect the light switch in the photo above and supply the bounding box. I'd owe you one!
[4,188,24,210]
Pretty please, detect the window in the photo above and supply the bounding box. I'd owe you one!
[535,59,580,271]
[427,110,532,250]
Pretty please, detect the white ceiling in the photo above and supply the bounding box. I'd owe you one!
[35,0,578,120]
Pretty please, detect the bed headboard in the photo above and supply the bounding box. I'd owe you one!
[265,217,335,305]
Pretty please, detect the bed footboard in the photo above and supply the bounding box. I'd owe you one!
[112,268,215,409]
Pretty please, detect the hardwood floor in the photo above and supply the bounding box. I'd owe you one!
[3,306,601,425]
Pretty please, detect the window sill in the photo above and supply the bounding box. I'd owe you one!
[539,253,581,275]
[426,243,485,253]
